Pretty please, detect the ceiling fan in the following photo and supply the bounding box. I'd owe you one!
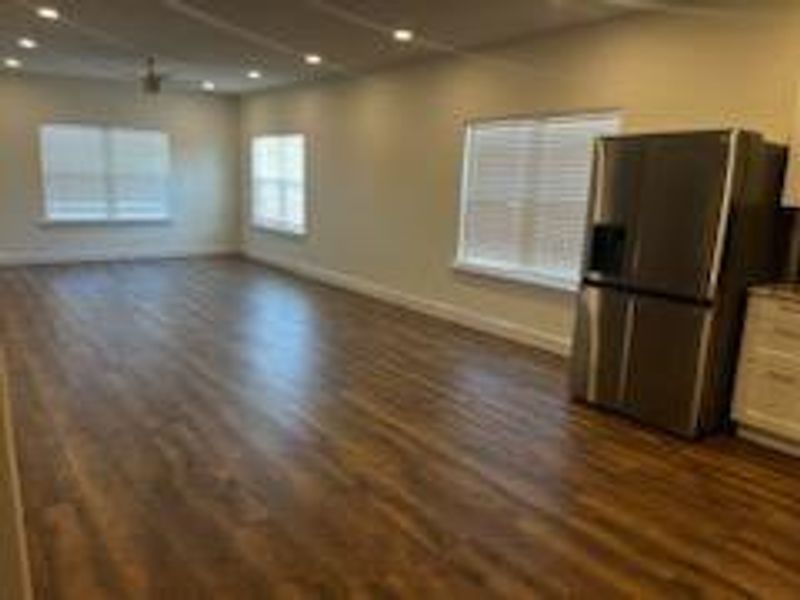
[141,56,165,94]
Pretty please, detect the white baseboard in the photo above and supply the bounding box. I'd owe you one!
[738,425,800,458]
[245,251,571,357]
[0,244,239,267]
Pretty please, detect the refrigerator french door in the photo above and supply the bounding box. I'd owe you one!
[571,130,785,437]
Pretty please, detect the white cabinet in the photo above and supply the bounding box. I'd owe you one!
[733,286,800,454]
[784,84,800,207]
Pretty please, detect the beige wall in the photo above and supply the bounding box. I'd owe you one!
[241,9,800,355]
[0,74,241,263]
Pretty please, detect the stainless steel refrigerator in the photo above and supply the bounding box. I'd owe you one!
[570,130,786,437]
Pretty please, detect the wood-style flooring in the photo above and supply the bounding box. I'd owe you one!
[2,257,800,599]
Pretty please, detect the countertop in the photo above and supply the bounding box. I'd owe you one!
[750,283,800,304]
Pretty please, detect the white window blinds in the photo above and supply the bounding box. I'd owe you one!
[41,125,107,221]
[251,134,306,235]
[109,129,170,220]
[40,124,171,222]
[457,112,620,289]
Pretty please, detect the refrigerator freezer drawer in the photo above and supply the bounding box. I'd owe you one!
[572,285,715,437]
[624,296,713,436]
[571,286,629,410]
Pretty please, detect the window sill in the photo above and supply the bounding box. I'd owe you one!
[38,217,172,227]
[453,260,578,293]
[251,223,307,239]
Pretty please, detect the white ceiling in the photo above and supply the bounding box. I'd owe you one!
[0,0,784,94]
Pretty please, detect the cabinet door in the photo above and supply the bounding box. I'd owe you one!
[749,298,800,357]
[783,82,800,207]
[735,350,800,441]
[734,294,800,442]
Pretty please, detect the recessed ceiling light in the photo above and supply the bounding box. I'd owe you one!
[202,80,216,91]
[247,70,262,80]
[4,58,22,69]
[18,38,39,50]
[393,29,414,43]
[304,54,322,65]
[36,6,60,20]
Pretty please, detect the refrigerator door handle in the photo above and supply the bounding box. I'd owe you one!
[618,297,637,402]
[707,129,741,298]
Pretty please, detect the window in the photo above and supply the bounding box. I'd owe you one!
[40,124,171,223]
[251,134,306,235]
[456,112,620,290]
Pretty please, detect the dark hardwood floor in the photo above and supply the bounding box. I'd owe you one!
[2,257,800,598]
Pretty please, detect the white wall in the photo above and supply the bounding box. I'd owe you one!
[241,9,800,356]
[0,74,241,263]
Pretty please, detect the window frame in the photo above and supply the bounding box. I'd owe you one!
[453,110,622,292]
[250,133,309,237]
[38,123,173,226]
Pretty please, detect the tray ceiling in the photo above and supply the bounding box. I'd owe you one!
[0,0,782,94]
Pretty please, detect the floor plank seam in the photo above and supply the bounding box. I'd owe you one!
[0,347,34,600]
